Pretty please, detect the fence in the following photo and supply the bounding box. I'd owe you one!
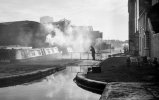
[0,47,111,63]
[62,52,109,60]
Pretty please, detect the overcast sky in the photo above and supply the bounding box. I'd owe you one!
[0,0,128,40]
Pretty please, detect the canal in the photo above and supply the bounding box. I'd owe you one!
[0,65,100,100]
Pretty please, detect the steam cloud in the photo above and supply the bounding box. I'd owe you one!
[43,19,92,52]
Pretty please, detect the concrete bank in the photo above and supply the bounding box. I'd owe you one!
[100,82,159,100]
[0,54,82,87]
[0,66,65,88]
[85,54,159,100]
[0,54,82,77]
[73,60,107,94]
[74,72,106,94]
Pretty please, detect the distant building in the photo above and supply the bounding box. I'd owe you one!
[0,21,48,48]
[71,25,93,32]
[53,19,71,33]
[40,16,53,24]
[71,25,103,45]
[0,18,103,52]
[94,39,111,51]
[128,0,159,58]
[89,31,103,42]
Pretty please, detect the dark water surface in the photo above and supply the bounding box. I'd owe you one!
[0,66,100,100]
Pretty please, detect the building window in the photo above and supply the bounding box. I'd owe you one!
[152,0,159,6]
[142,37,144,51]
[139,37,141,51]
[144,35,146,48]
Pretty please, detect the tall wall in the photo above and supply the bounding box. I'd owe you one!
[128,0,139,55]
[151,34,159,58]
[128,0,159,58]
[138,12,147,56]
[149,1,159,58]
[138,0,159,59]
[138,0,151,57]
[0,21,48,48]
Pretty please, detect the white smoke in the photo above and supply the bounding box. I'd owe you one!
[46,28,66,46]
[43,20,92,52]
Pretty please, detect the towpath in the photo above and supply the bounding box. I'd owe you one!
[86,54,159,100]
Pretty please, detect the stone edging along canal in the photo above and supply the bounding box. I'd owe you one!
[74,72,107,95]
[0,66,66,88]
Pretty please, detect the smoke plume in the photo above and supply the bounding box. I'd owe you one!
[43,19,92,53]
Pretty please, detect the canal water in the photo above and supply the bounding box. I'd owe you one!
[0,66,100,100]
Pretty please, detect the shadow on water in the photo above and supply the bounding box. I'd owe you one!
[0,65,100,100]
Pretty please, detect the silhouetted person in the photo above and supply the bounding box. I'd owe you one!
[147,57,152,65]
[90,46,95,60]
[143,56,148,63]
[126,57,130,67]
[153,57,159,70]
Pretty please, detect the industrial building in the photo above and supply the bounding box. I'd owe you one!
[0,21,48,48]
[0,18,103,61]
[128,0,159,58]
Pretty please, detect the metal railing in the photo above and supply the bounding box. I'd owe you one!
[61,52,110,60]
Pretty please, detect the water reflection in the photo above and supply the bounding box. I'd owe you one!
[62,52,109,60]
[0,66,100,100]
[67,66,90,74]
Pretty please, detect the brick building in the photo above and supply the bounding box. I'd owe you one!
[128,0,139,55]
[0,21,47,48]
[128,0,159,59]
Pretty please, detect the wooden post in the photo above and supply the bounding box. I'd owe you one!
[80,52,81,59]
[88,52,89,60]
[71,52,72,59]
